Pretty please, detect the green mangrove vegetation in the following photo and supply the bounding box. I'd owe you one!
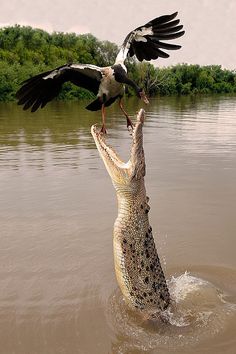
[0,25,236,102]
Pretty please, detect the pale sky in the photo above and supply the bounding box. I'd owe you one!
[1,0,236,69]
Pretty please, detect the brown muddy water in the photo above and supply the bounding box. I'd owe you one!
[0,95,236,354]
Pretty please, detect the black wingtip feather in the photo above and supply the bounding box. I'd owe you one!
[152,19,180,31]
[156,24,183,34]
[151,30,185,41]
[153,41,182,50]
[150,12,178,26]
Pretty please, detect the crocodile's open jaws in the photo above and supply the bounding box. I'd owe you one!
[91,109,170,317]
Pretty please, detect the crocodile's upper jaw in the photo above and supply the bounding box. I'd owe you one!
[91,109,146,186]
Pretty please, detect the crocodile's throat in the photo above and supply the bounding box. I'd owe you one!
[91,109,170,315]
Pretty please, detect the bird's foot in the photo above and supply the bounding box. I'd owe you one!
[100,124,107,135]
[126,117,134,135]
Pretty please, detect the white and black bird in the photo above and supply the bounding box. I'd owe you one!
[16,12,184,133]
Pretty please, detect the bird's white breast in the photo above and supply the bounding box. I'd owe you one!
[98,67,123,98]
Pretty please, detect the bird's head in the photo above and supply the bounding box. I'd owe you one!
[139,89,149,104]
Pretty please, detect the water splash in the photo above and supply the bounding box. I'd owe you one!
[107,270,236,353]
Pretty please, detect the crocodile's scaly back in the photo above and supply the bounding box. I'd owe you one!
[91,109,170,316]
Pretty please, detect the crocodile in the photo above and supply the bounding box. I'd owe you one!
[91,109,170,316]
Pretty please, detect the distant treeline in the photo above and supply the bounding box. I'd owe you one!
[0,25,236,102]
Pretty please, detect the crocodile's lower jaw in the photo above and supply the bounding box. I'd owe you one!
[91,109,170,315]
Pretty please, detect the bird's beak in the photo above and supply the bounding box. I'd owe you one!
[140,90,149,104]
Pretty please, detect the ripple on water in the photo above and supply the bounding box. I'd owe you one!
[106,270,236,353]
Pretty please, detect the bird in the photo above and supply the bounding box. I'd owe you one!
[16,12,184,133]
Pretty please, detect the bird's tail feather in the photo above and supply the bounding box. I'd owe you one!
[86,98,102,111]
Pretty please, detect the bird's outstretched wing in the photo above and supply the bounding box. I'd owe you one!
[115,12,185,63]
[16,64,102,112]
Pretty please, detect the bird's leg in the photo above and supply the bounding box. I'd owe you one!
[119,98,133,130]
[100,104,107,134]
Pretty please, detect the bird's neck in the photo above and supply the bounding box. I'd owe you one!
[112,63,141,97]
[124,78,141,95]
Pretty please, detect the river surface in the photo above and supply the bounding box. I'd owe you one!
[0,95,236,354]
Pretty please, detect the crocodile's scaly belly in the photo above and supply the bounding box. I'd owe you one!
[113,204,170,313]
